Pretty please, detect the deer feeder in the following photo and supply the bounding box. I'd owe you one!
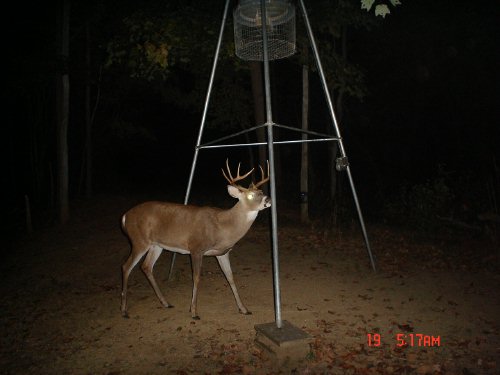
[233,0,296,61]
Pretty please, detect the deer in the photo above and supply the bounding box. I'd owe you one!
[120,159,271,320]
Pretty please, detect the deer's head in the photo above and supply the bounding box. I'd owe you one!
[222,159,271,211]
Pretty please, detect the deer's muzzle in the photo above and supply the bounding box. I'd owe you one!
[263,196,272,208]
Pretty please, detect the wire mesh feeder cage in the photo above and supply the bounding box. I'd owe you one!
[234,0,296,61]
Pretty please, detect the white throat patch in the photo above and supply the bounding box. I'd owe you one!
[246,211,258,222]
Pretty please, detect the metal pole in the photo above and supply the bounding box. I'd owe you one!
[298,0,376,271]
[261,0,283,329]
[168,0,231,280]
[199,138,338,150]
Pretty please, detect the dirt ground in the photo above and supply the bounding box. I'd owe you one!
[1,195,499,374]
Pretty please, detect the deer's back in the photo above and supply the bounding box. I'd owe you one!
[122,201,222,250]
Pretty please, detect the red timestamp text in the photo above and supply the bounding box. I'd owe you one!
[367,333,441,347]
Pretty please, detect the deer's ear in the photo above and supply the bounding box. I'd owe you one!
[227,185,241,198]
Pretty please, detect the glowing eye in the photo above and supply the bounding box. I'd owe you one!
[247,193,255,200]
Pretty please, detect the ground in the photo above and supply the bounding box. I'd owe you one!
[1,195,499,374]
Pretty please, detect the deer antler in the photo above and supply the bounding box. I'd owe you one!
[252,160,270,189]
[222,159,254,187]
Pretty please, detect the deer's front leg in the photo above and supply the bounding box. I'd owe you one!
[190,252,203,320]
[216,252,251,315]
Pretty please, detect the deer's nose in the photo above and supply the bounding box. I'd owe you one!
[264,196,272,207]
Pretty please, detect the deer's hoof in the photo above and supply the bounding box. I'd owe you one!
[166,305,174,309]
[192,315,201,320]
[122,311,130,319]
[239,309,252,315]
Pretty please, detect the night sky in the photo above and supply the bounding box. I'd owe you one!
[5,0,499,233]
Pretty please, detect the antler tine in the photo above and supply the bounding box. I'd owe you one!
[222,159,254,186]
[237,164,254,182]
[253,160,270,189]
[221,168,232,184]
[222,159,233,184]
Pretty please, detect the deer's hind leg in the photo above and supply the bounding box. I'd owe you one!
[190,251,204,320]
[141,245,173,309]
[121,243,150,318]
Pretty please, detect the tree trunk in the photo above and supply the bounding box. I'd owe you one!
[84,18,92,199]
[330,26,349,222]
[300,64,310,223]
[328,139,339,223]
[56,0,70,224]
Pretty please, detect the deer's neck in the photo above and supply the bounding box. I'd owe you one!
[208,202,260,251]
[220,202,258,233]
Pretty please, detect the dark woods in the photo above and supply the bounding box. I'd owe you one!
[6,0,499,241]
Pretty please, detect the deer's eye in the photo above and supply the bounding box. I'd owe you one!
[247,193,255,200]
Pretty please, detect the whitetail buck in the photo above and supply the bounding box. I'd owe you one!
[120,160,271,319]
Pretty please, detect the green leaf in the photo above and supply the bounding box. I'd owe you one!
[389,0,402,6]
[375,4,391,18]
[360,0,376,11]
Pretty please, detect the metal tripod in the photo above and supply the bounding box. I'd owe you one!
[168,0,376,329]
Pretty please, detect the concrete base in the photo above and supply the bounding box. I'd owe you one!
[255,321,311,362]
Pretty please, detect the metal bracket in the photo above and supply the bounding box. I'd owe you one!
[335,156,349,171]
[299,191,308,203]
